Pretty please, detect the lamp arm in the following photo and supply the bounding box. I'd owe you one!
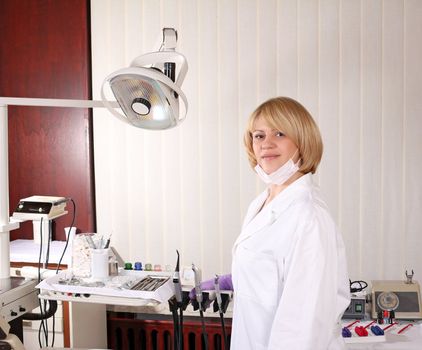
[0,97,118,109]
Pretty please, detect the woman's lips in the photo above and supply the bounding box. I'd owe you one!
[261,154,279,161]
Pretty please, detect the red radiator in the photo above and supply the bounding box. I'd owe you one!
[107,313,231,350]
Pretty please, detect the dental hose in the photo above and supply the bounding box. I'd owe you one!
[170,303,180,349]
[169,296,184,350]
[215,275,228,350]
[199,308,208,350]
[173,250,184,350]
[219,312,228,349]
[178,308,184,350]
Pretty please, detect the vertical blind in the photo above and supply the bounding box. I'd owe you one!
[91,0,422,281]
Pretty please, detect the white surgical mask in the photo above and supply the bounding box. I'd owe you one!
[254,150,300,185]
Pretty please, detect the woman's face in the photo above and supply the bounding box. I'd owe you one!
[252,116,299,174]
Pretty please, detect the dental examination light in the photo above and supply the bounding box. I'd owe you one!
[101,27,188,130]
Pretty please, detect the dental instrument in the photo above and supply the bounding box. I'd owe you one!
[214,275,228,350]
[192,263,208,350]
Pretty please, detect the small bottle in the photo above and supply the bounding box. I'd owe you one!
[377,310,383,324]
[134,262,143,271]
[124,262,133,270]
[389,310,395,324]
[383,310,389,324]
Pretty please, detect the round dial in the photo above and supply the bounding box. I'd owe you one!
[377,291,399,311]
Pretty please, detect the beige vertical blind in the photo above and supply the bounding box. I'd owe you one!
[91,0,422,281]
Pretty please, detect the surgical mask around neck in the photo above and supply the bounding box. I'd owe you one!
[254,150,300,185]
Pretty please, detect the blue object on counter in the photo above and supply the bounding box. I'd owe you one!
[342,327,352,338]
[371,325,385,336]
[134,262,143,270]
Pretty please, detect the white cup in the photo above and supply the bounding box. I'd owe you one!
[90,248,110,280]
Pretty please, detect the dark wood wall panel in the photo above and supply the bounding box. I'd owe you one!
[0,0,95,240]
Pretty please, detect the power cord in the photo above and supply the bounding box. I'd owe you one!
[33,198,76,348]
[37,218,49,348]
[56,198,76,273]
[349,279,368,293]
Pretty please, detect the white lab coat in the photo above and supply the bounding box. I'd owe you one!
[231,173,350,350]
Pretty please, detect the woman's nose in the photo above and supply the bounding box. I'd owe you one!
[261,135,275,148]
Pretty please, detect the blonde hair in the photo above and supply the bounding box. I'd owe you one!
[243,97,323,174]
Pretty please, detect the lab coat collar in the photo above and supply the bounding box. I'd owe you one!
[234,173,314,248]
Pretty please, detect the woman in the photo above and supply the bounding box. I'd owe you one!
[229,97,350,349]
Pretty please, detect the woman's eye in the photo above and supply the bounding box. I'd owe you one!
[275,131,285,137]
[253,133,264,139]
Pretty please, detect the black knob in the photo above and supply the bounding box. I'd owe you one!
[19,306,26,312]
[10,311,17,316]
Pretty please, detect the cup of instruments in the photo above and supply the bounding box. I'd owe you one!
[90,248,110,280]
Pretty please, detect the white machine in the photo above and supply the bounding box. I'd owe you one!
[12,196,68,221]
[0,277,38,323]
[12,195,69,253]
[371,272,422,320]
[343,295,366,319]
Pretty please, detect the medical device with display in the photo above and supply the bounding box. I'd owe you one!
[371,273,422,320]
[343,296,366,319]
[12,195,68,221]
[343,279,368,319]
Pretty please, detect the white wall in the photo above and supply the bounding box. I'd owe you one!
[90,0,422,282]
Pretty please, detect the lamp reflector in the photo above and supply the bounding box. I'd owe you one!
[109,73,177,130]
